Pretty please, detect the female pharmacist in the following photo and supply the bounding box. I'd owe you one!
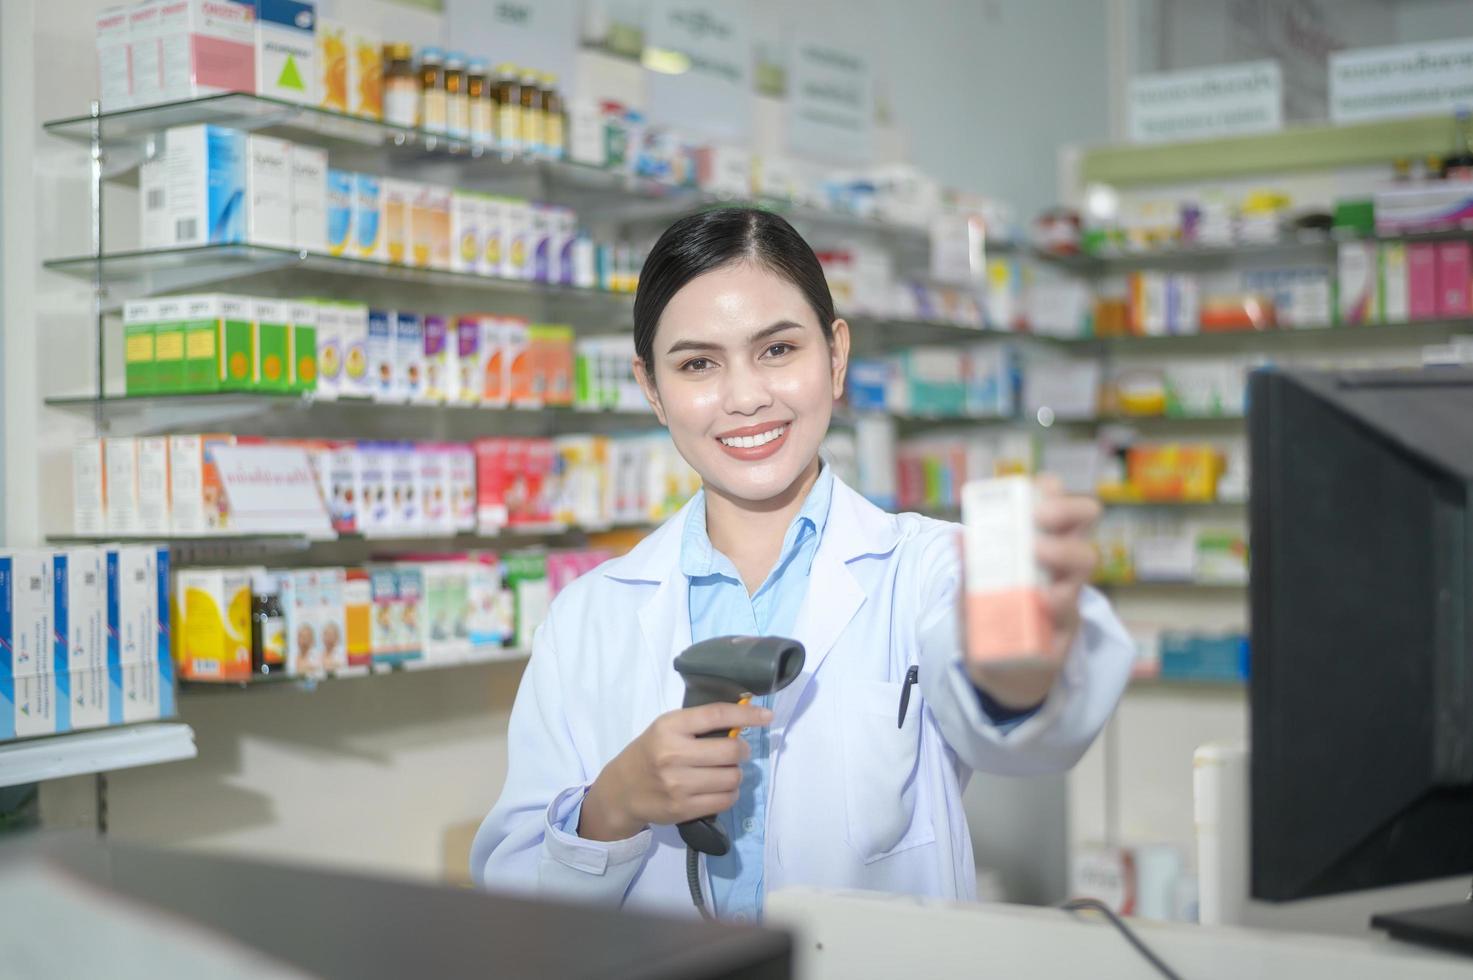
[471,208,1133,921]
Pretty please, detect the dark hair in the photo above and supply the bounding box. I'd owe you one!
[632,207,836,370]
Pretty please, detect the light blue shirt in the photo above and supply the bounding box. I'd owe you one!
[681,463,835,923]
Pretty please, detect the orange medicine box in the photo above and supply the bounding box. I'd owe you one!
[960,476,1052,664]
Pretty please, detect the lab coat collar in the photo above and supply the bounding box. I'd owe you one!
[607,475,902,715]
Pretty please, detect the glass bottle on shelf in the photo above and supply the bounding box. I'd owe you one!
[542,72,566,161]
[251,573,287,677]
[445,51,468,140]
[419,46,447,134]
[467,59,491,146]
[494,63,522,154]
[1442,108,1473,181]
[520,66,544,157]
[382,43,419,128]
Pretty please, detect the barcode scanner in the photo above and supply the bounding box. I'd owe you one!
[672,635,806,917]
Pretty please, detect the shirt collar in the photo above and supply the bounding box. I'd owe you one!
[680,461,836,579]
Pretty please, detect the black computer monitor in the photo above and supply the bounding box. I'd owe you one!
[1249,366,1473,950]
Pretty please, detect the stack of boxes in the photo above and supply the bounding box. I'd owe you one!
[0,546,174,741]
[1338,240,1472,326]
[846,346,1020,420]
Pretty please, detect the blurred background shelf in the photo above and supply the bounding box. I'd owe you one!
[179,648,531,695]
[0,723,196,789]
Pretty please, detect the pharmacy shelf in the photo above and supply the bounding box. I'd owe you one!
[1038,227,1473,274]
[1100,499,1246,509]
[0,722,196,788]
[1127,676,1245,694]
[1095,580,1248,594]
[44,393,657,438]
[42,245,638,316]
[41,94,939,245]
[180,647,530,694]
[1071,316,1473,354]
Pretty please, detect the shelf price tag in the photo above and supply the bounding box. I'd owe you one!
[212,445,334,538]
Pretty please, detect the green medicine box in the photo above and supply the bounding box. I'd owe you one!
[252,299,292,392]
[178,295,222,393]
[123,300,157,396]
[151,298,187,393]
[289,301,319,394]
[218,295,256,391]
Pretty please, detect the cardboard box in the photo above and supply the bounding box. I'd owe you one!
[480,316,508,407]
[109,547,158,670]
[218,294,256,390]
[503,199,531,280]
[139,124,247,248]
[507,319,535,407]
[395,311,424,404]
[105,437,142,535]
[317,567,347,674]
[419,446,454,535]
[343,567,372,669]
[355,442,393,533]
[96,7,134,113]
[1336,241,1378,326]
[382,178,413,265]
[289,301,319,393]
[395,566,425,663]
[256,0,317,105]
[349,26,382,120]
[173,568,253,680]
[454,315,482,405]
[315,300,343,399]
[423,315,451,404]
[56,549,106,678]
[390,444,420,532]
[1380,242,1409,324]
[339,302,371,398]
[1438,241,1472,317]
[448,445,476,532]
[414,184,452,271]
[151,297,186,393]
[451,192,481,274]
[2,550,55,682]
[291,143,328,252]
[367,309,396,402]
[167,433,233,534]
[326,168,354,256]
[479,196,504,277]
[253,299,292,391]
[316,17,349,113]
[531,204,554,284]
[73,440,108,536]
[354,172,384,261]
[175,295,220,393]
[136,436,172,536]
[129,0,165,108]
[1408,242,1439,320]
[960,476,1051,664]
[326,443,358,534]
[157,0,256,103]
[68,668,111,731]
[124,300,158,395]
[246,133,294,248]
[368,565,401,665]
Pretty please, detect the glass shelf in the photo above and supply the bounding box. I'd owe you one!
[0,722,195,788]
[1038,226,1473,272]
[42,94,942,244]
[1100,499,1246,509]
[180,647,530,694]
[1069,316,1473,353]
[1095,579,1248,592]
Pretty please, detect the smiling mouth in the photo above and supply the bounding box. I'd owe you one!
[717,424,788,449]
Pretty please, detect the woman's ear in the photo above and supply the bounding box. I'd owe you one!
[633,356,668,427]
[828,318,852,400]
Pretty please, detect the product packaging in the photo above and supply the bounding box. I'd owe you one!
[1336,241,1378,326]
[343,567,372,670]
[124,300,158,396]
[382,178,414,265]
[288,301,319,392]
[150,298,185,393]
[960,475,1051,664]
[1438,241,1472,317]
[1408,243,1440,320]
[315,300,343,399]
[339,302,371,398]
[136,436,172,536]
[451,192,481,274]
[96,7,134,112]
[245,134,294,248]
[251,299,292,391]
[423,315,451,403]
[158,0,256,103]
[140,124,247,249]
[73,440,108,537]
[256,0,317,105]
[0,551,58,738]
[174,567,253,681]
[395,311,425,403]
[1379,242,1409,324]
[104,437,141,535]
[129,1,165,108]
[354,172,384,260]
[291,144,328,252]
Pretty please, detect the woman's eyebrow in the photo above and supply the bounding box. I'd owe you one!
[663,320,806,357]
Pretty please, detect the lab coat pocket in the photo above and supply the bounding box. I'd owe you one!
[840,676,936,863]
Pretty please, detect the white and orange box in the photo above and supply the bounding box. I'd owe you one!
[960,476,1052,664]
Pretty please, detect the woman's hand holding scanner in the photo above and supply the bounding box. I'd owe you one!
[962,474,1103,710]
[578,702,774,843]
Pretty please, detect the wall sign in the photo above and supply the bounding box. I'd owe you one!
[1128,60,1283,143]
[787,38,873,163]
[1330,38,1473,124]
[644,0,753,143]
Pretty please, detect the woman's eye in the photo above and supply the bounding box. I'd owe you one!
[764,343,794,358]
[681,357,713,372]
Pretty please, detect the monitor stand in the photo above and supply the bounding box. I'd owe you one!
[1372,890,1473,958]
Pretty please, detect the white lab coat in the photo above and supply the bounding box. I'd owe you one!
[470,475,1134,916]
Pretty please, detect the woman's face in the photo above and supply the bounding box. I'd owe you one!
[636,261,849,506]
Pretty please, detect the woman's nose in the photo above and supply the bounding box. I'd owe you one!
[720,362,773,416]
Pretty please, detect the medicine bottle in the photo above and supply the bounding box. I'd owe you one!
[520,67,544,157]
[382,43,419,128]
[467,59,491,146]
[420,46,447,133]
[494,63,522,154]
[542,72,565,161]
[251,573,287,676]
[445,51,468,140]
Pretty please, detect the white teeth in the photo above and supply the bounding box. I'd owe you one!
[720,425,786,449]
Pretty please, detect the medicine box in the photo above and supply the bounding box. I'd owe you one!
[1408,243,1439,320]
[167,433,233,534]
[141,125,247,249]
[348,26,382,120]
[451,192,481,274]
[355,442,393,533]
[395,566,425,664]
[480,196,505,277]
[291,143,328,252]
[96,7,134,113]
[315,300,343,399]
[423,315,451,403]
[157,0,256,103]
[174,567,253,681]
[136,436,172,536]
[316,17,350,113]
[1336,241,1378,326]
[256,0,317,106]
[339,302,371,398]
[1438,241,1472,317]
[505,320,534,407]
[105,437,141,535]
[152,297,186,392]
[448,445,477,531]
[250,299,291,391]
[246,134,294,248]
[416,185,452,270]
[289,301,319,392]
[54,549,102,727]
[124,300,158,395]
[503,199,532,280]
[73,440,107,536]
[129,1,165,109]
[326,168,354,256]
[368,565,401,665]
[960,476,1051,664]
[1380,243,1409,324]
[367,308,396,401]
[343,567,372,670]
[390,444,421,532]
[326,443,358,534]
[354,173,384,261]
[0,551,59,738]
[317,567,347,674]
[382,178,413,265]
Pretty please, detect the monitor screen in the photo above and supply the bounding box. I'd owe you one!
[1249,366,1473,902]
